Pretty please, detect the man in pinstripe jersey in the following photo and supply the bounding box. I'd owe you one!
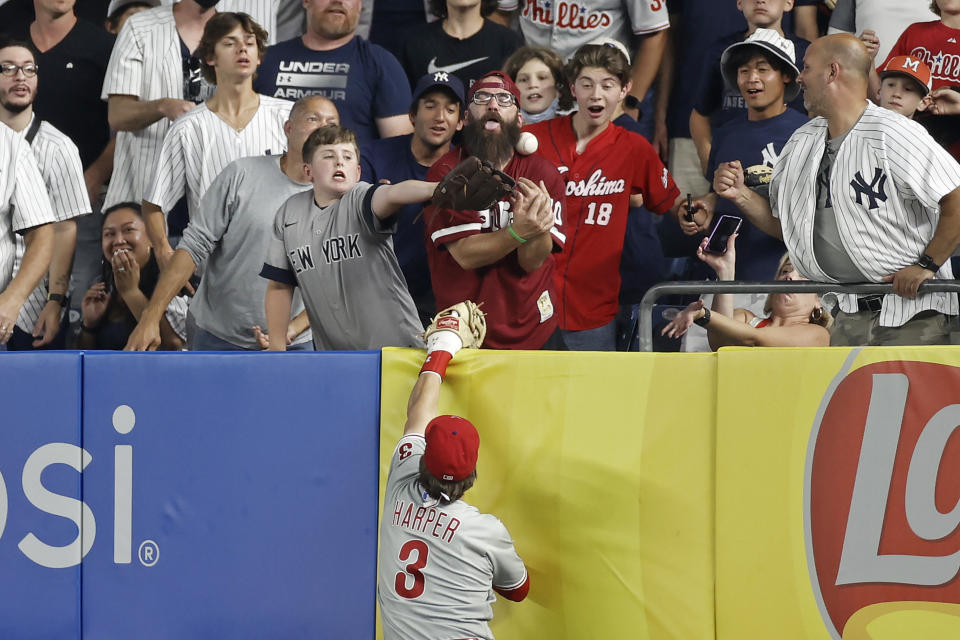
[0,122,56,349]
[0,37,90,350]
[715,33,960,346]
[141,12,290,271]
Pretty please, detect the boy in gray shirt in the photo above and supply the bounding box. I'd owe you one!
[124,96,340,351]
[260,126,432,351]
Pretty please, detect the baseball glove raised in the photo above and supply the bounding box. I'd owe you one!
[431,156,515,211]
[424,301,487,349]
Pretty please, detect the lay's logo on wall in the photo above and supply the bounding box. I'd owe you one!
[805,361,960,639]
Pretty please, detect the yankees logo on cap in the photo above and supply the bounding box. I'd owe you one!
[423,415,480,482]
[878,56,932,96]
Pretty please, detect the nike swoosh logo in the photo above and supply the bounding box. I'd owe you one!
[427,56,489,75]
[284,222,297,227]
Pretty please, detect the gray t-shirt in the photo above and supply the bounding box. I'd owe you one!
[261,183,423,350]
[178,155,312,349]
[813,130,867,282]
[377,435,528,640]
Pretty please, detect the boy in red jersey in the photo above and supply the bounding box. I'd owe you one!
[423,72,568,350]
[525,43,684,350]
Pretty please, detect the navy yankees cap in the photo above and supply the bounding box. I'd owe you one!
[412,72,466,109]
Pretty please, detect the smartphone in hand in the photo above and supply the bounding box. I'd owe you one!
[704,215,742,254]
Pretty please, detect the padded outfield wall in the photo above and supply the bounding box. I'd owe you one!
[1,348,958,639]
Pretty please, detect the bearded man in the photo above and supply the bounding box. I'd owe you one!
[253,0,412,146]
[422,71,568,349]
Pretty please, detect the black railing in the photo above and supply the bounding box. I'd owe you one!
[637,281,960,352]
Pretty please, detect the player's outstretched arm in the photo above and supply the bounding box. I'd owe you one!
[404,303,485,436]
[125,249,198,351]
[370,180,437,220]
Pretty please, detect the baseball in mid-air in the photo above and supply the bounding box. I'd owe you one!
[516,131,538,155]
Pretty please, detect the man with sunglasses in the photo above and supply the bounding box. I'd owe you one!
[0,37,90,350]
[423,71,568,350]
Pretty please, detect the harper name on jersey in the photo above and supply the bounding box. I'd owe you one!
[391,499,462,544]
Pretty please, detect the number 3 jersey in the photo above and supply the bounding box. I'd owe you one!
[526,115,680,331]
[377,434,528,640]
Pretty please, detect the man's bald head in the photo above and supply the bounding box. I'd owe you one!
[815,34,872,82]
[290,95,340,126]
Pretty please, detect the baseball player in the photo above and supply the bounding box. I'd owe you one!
[0,124,57,349]
[525,44,682,351]
[715,34,960,346]
[124,95,338,351]
[259,125,431,350]
[423,71,567,351]
[0,38,91,350]
[142,12,291,270]
[378,303,529,640]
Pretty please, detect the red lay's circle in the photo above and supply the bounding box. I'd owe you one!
[806,361,960,638]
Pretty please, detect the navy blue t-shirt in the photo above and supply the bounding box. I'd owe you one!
[692,30,809,131]
[613,114,666,304]
[705,108,809,280]
[254,36,412,146]
[360,134,434,321]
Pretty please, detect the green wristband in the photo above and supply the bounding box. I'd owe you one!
[507,224,527,244]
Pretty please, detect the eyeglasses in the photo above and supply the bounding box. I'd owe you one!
[471,90,517,107]
[0,63,38,77]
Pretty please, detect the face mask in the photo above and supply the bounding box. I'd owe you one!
[194,0,220,9]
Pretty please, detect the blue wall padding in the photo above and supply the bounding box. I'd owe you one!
[0,353,83,640]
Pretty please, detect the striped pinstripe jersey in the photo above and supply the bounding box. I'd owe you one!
[770,101,960,327]
[102,2,280,209]
[12,117,90,332]
[159,0,280,45]
[0,125,57,294]
[143,96,290,217]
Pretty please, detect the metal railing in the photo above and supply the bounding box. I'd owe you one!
[637,281,960,352]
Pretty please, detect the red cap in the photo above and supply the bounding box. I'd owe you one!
[879,55,932,96]
[423,415,480,482]
[467,71,521,105]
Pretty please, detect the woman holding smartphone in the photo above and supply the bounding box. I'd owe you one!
[76,203,186,350]
[662,234,831,349]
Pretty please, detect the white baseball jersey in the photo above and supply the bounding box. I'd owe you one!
[496,0,669,59]
[143,96,290,217]
[158,0,280,44]
[378,434,527,640]
[101,2,280,209]
[770,101,960,327]
[0,125,57,294]
[12,117,90,332]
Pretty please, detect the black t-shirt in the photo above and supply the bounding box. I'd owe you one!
[400,19,523,90]
[32,19,115,169]
[0,0,33,36]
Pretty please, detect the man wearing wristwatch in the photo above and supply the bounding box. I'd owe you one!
[714,34,960,346]
[0,36,90,349]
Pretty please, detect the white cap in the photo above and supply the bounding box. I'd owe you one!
[720,28,800,102]
[107,0,160,20]
[585,37,631,65]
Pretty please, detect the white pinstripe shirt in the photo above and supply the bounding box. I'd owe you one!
[159,0,280,45]
[770,101,960,327]
[0,124,57,294]
[102,2,281,209]
[11,117,91,332]
[143,96,290,216]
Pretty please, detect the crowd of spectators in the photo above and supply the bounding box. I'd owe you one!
[1,0,960,353]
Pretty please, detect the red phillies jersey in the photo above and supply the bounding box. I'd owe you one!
[882,21,960,91]
[526,115,680,331]
[424,148,567,349]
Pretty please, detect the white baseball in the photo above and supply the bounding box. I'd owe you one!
[516,131,539,155]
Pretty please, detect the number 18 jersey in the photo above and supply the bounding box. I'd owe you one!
[377,434,528,640]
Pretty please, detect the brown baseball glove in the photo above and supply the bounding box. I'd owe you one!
[423,301,487,349]
[431,156,515,211]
